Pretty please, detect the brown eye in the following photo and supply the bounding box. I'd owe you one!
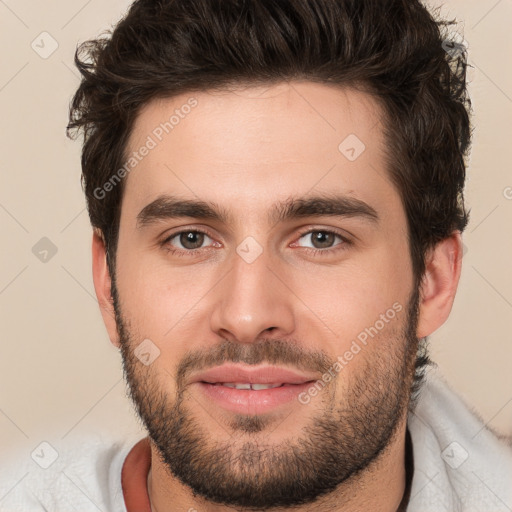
[179,231,205,249]
[165,230,214,251]
[311,231,336,248]
[297,230,343,250]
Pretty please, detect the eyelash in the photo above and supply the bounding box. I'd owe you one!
[160,227,351,257]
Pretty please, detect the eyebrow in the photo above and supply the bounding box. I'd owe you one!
[136,193,379,229]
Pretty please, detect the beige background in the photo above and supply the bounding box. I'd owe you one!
[1,0,511,470]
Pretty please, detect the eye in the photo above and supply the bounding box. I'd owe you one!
[294,230,347,251]
[165,230,215,251]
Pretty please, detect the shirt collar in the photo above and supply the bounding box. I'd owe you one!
[121,437,152,512]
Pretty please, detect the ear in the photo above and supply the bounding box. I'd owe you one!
[92,228,121,348]
[416,231,463,338]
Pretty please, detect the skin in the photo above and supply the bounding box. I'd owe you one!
[92,81,462,511]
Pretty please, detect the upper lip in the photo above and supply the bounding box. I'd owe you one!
[190,364,319,385]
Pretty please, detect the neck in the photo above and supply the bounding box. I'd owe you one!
[147,420,409,512]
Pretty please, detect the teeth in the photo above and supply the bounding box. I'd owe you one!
[251,383,283,390]
[218,383,284,390]
[223,383,251,390]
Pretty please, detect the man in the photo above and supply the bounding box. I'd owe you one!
[4,0,512,510]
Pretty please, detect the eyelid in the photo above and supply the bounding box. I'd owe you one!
[160,226,220,250]
[292,226,352,245]
[159,225,352,256]
[287,229,351,257]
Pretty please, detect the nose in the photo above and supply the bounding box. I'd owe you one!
[209,248,296,344]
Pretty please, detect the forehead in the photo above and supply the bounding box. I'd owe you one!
[122,81,398,223]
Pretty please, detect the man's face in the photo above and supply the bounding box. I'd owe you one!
[112,82,419,507]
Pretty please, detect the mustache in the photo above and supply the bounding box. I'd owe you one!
[174,338,334,390]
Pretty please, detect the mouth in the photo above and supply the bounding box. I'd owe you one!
[190,363,319,387]
[190,364,319,414]
[195,380,316,415]
[203,382,307,390]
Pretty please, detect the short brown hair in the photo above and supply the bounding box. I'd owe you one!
[67,0,471,286]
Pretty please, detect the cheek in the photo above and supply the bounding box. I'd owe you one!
[116,251,218,347]
[287,247,411,347]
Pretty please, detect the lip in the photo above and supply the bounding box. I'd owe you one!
[190,363,319,385]
[189,364,319,415]
[194,381,315,415]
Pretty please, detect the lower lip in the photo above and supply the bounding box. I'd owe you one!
[195,382,315,415]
